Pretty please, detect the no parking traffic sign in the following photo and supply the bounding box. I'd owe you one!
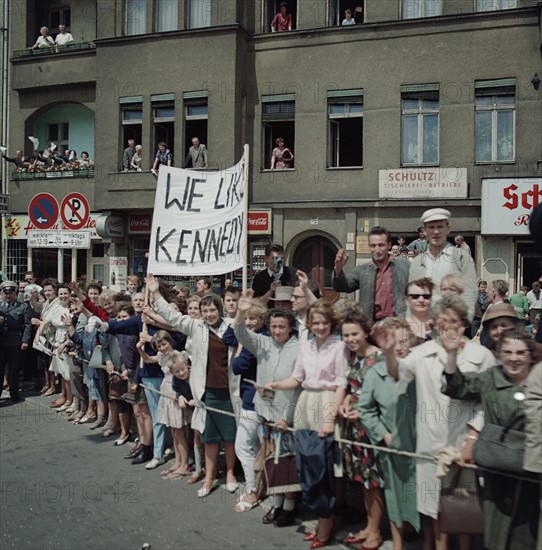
[60,192,90,230]
[28,193,59,230]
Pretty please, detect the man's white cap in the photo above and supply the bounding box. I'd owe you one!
[420,208,451,224]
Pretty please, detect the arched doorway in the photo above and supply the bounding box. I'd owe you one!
[292,235,339,302]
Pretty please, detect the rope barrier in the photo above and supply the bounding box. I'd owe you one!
[135,382,539,483]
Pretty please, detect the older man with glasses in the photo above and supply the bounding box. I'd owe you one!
[0,281,32,402]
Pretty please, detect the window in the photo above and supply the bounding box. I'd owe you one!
[402,0,441,19]
[152,94,175,157]
[475,0,516,11]
[328,0,364,26]
[327,90,363,168]
[47,123,69,153]
[261,95,295,169]
[48,8,71,30]
[264,0,297,32]
[188,0,212,28]
[401,84,439,165]
[155,0,178,31]
[126,0,147,35]
[120,97,143,160]
[475,79,515,163]
[184,91,208,164]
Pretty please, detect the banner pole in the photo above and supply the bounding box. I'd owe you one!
[242,144,249,294]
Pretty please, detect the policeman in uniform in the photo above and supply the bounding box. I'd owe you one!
[0,281,32,401]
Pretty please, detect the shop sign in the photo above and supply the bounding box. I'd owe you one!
[248,209,271,235]
[2,214,100,240]
[481,178,541,235]
[109,256,128,289]
[379,168,468,199]
[96,215,125,239]
[128,213,152,233]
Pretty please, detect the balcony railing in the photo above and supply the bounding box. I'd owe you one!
[12,41,96,60]
[11,168,95,181]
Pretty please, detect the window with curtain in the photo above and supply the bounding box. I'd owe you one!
[188,0,212,29]
[402,0,441,19]
[475,81,515,162]
[261,95,295,169]
[475,0,516,12]
[401,85,439,165]
[126,0,147,35]
[155,0,178,31]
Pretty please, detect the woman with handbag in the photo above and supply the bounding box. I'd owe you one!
[233,290,301,527]
[382,294,495,550]
[442,328,541,550]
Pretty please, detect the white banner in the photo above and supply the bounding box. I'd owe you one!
[147,157,246,276]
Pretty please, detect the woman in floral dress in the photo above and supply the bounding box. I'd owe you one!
[339,310,385,550]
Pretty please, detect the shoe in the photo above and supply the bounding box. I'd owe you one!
[273,509,296,528]
[40,384,50,394]
[167,469,191,480]
[55,403,72,413]
[43,387,56,396]
[65,403,77,413]
[310,521,336,549]
[160,466,178,478]
[304,531,317,542]
[50,398,66,408]
[102,428,117,437]
[88,417,108,430]
[343,534,368,545]
[262,506,282,525]
[131,446,153,465]
[186,471,205,485]
[164,447,174,457]
[114,432,132,446]
[225,481,238,493]
[234,495,260,512]
[145,457,166,470]
[197,480,219,498]
[78,414,97,424]
[360,537,383,550]
[126,448,142,460]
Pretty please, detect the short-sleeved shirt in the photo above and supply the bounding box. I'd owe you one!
[155,148,173,166]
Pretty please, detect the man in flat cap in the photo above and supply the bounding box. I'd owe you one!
[0,281,32,402]
[409,208,477,319]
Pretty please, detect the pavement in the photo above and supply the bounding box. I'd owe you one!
[0,390,410,550]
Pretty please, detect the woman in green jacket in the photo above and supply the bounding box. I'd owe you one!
[442,328,540,550]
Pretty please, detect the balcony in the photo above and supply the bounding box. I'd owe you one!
[7,170,95,214]
[11,42,96,91]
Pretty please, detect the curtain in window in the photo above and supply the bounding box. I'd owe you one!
[126,0,146,35]
[156,0,178,31]
[497,110,514,161]
[189,0,212,28]
[476,0,516,12]
[403,0,440,19]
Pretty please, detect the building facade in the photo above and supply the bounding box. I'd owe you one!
[2,0,541,292]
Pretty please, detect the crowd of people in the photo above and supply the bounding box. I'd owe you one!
[1,207,541,550]
[1,146,94,174]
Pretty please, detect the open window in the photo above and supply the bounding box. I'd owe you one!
[184,91,208,166]
[47,122,69,154]
[261,95,295,169]
[328,1,364,26]
[152,94,175,158]
[264,0,297,32]
[48,8,71,31]
[120,97,143,165]
[327,90,363,168]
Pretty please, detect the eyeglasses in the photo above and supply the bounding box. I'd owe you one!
[407,293,431,300]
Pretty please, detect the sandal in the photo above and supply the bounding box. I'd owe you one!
[160,466,179,478]
[167,468,191,480]
[78,415,97,425]
[234,495,260,512]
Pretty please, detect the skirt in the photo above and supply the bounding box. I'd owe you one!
[156,377,192,428]
[201,388,236,444]
[84,364,107,401]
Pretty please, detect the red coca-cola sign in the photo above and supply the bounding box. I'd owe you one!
[248,210,271,235]
[129,213,152,233]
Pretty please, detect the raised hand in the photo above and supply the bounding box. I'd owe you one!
[60,313,72,327]
[371,322,397,353]
[67,281,85,299]
[296,269,308,288]
[334,248,349,274]
[238,289,254,312]
[145,273,160,294]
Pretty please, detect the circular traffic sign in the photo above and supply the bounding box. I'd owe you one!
[60,192,90,230]
[28,193,59,229]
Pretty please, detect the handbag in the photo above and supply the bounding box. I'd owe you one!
[263,432,299,495]
[473,421,527,476]
[438,466,483,534]
[108,373,128,400]
[88,345,104,368]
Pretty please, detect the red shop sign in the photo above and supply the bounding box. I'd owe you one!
[248,209,272,235]
[129,213,152,233]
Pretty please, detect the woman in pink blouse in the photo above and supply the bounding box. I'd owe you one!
[270,299,348,548]
[271,2,292,32]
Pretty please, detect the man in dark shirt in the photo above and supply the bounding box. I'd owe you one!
[251,243,297,305]
[0,281,32,402]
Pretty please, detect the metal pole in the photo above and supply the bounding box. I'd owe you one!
[57,249,63,282]
[242,144,249,293]
[71,248,77,281]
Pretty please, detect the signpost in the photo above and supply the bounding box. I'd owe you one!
[60,192,90,230]
[0,194,8,213]
[27,230,91,249]
[28,193,59,230]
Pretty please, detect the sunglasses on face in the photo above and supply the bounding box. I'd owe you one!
[407,293,431,300]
